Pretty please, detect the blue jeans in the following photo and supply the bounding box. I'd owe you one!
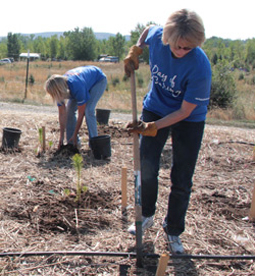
[140,109,205,236]
[66,77,107,142]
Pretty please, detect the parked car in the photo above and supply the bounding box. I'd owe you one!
[0,58,12,64]
[99,56,119,63]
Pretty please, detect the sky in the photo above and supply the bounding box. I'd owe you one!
[0,0,254,40]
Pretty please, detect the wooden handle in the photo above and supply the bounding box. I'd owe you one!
[130,70,143,267]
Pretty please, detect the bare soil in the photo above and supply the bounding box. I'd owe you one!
[0,102,254,275]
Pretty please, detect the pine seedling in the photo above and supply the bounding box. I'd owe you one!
[48,140,53,149]
[36,127,44,156]
[38,128,43,147]
[72,153,87,202]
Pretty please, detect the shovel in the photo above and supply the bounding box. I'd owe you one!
[130,70,143,267]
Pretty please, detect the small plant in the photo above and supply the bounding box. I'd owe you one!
[48,140,53,148]
[122,74,128,82]
[238,73,244,81]
[137,75,144,88]
[64,188,71,196]
[111,77,120,87]
[252,76,255,85]
[72,153,87,202]
[29,74,35,85]
[36,127,44,156]
[38,128,43,146]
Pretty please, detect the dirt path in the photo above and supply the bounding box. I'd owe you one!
[1,100,254,140]
[0,101,133,121]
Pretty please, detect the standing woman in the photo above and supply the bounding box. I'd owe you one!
[44,65,107,149]
[125,9,211,254]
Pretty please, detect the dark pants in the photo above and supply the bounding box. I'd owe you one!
[140,109,205,236]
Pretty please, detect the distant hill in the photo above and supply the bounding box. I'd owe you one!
[0,32,130,41]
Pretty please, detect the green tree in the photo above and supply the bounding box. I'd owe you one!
[65,27,97,61]
[130,23,145,46]
[210,61,236,109]
[7,33,20,60]
[48,35,59,60]
[58,36,68,60]
[33,36,47,60]
[108,33,125,59]
[129,23,154,64]
[245,38,255,66]
[0,39,8,58]
[97,39,110,58]
[230,40,246,69]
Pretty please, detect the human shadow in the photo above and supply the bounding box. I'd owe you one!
[37,147,111,170]
[124,236,199,275]
[170,256,199,276]
[126,240,159,275]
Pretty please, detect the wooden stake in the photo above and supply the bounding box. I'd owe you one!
[42,126,46,152]
[121,167,127,209]
[156,253,169,276]
[249,184,255,220]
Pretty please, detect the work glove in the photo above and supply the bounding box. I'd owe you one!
[124,45,143,77]
[126,120,158,137]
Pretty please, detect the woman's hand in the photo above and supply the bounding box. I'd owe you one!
[124,46,143,77]
[68,135,78,148]
[126,120,158,137]
[58,104,67,148]
[58,139,64,150]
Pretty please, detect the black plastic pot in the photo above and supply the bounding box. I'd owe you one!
[90,135,111,160]
[2,127,22,148]
[96,108,111,125]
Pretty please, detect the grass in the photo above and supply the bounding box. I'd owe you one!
[0,60,255,128]
[0,61,150,112]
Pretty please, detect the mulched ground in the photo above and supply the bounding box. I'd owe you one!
[0,108,254,275]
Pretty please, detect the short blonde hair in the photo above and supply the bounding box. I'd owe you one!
[162,9,205,48]
[44,74,69,104]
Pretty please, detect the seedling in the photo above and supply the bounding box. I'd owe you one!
[36,127,45,156]
[38,128,43,146]
[72,153,87,202]
[48,141,53,149]
[64,188,71,196]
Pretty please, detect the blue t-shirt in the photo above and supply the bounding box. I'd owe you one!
[143,26,212,122]
[59,65,106,106]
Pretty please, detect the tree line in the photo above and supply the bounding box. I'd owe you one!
[1,24,255,109]
[0,25,255,69]
[0,27,126,61]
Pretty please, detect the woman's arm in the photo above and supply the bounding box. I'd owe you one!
[58,104,67,148]
[68,103,86,146]
[136,25,152,48]
[155,100,197,129]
